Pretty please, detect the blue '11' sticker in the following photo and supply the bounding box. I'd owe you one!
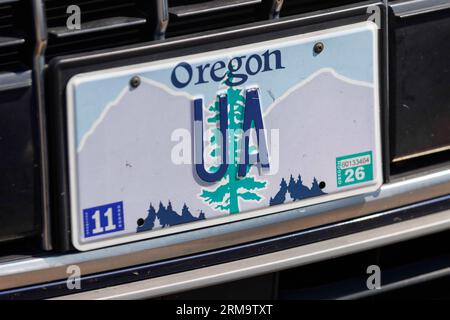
[83,201,125,238]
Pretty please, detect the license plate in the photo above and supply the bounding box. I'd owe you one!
[67,22,382,251]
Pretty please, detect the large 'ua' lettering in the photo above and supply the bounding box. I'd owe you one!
[193,88,269,183]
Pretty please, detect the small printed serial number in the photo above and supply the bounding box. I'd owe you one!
[338,155,371,169]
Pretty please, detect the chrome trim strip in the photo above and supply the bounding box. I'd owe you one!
[31,0,52,250]
[155,0,169,40]
[1,165,449,291]
[53,208,450,300]
[0,70,32,91]
[393,146,450,163]
[340,265,450,300]
[270,0,284,19]
[390,0,450,18]
[382,0,391,179]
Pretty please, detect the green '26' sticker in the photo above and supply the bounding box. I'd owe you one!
[336,151,373,187]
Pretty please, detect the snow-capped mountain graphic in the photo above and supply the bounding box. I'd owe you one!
[237,69,377,212]
[77,78,214,232]
[76,68,377,234]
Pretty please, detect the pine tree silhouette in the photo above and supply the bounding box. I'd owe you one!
[270,178,288,206]
[156,202,168,228]
[181,203,190,218]
[294,174,312,200]
[200,71,266,214]
[138,201,206,231]
[287,175,297,200]
[180,203,198,224]
[167,201,173,212]
[270,174,327,206]
[137,203,157,232]
[309,177,326,196]
[163,201,183,227]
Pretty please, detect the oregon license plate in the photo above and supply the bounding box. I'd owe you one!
[67,21,382,250]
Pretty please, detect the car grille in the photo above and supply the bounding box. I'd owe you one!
[42,0,366,60]
[0,0,30,71]
[0,1,40,246]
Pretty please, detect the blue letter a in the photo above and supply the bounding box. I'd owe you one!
[238,88,270,178]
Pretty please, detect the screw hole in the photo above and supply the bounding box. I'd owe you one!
[130,76,141,88]
[313,42,324,55]
[137,218,145,226]
[319,181,326,189]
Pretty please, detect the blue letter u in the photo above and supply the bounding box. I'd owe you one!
[193,96,228,183]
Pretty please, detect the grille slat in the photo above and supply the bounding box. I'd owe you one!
[281,0,361,17]
[0,35,24,47]
[169,0,262,18]
[166,0,267,37]
[48,16,147,38]
[44,0,153,61]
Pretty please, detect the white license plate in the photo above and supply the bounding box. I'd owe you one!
[66,21,382,251]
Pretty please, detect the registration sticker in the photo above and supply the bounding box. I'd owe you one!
[336,151,374,187]
[83,201,125,238]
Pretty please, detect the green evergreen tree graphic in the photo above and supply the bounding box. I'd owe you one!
[199,72,267,214]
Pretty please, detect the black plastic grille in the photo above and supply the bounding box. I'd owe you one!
[389,9,450,175]
[0,42,24,70]
[0,0,29,72]
[0,0,14,33]
[42,1,368,60]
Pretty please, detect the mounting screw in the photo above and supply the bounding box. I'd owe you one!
[313,42,324,54]
[130,76,141,88]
